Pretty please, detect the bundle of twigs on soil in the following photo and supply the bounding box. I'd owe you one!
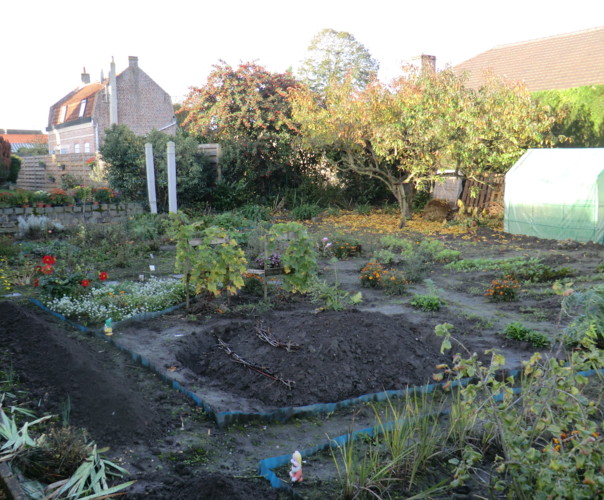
[217,338,295,389]
[255,321,302,352]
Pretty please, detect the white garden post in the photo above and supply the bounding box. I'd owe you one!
[144,142,158,214]
[167,141,178,213]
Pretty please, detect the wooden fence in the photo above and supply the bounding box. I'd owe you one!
[16,154,105,191]
[459,174,504,211]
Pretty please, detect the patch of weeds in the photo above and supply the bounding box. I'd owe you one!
[410,293,445,312]
[308,279,362,311]
[231,299,274,315]
[410,280,445,311]
[355,203,372,215]
[290,204,322,221]
[459,313,494,330]
[502,322,550,348]
[519,306,550,321]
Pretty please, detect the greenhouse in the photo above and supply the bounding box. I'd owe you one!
[504,148,604,243]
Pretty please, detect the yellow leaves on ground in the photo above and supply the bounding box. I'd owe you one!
[307,211,485,237]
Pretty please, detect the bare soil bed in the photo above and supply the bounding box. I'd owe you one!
[0,227,602,499]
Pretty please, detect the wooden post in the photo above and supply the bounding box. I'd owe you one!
[167,141,177,213]
[144,143,158,214]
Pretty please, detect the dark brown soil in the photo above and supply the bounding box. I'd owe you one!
[164,309,445,408]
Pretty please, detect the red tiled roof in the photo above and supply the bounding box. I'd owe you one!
[453,26,604,91]
[48,82,105,128]
[0,133,47,144]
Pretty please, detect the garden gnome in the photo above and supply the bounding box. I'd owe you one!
[104,318,113,336]
[289,450,303,483]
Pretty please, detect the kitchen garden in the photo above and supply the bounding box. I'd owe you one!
[0,207,603,499]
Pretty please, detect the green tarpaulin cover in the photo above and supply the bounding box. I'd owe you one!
[504,148,604,244]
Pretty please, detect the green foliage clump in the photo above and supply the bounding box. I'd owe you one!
[435,325,604,500]
[268,222,317,293]
[381,269,409,296]
[289,203,322,221]
[236,204,270,222]
[355,203,372,215]
[410,293,444,312]
[447,257,572,282]
[502,322,550,348]
[308,279,362,311]
[560,285,604,347]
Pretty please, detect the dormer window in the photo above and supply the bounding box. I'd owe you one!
[79,99,87,118]
[59,105,67,123]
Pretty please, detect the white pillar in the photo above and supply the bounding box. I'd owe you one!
[167,141,177,213]
[144,143,157,214]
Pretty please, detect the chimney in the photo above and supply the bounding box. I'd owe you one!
[109,57,118,125]
[81,67,90,85]
[128,56,139,69]
[420,54,436,73]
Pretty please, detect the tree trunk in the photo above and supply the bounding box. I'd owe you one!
[394,183,408,228]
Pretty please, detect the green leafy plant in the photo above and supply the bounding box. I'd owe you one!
[267,222,317,293]
[434,324,604,499]
[410,293,444,312]
[560,284,604,347]
[308,279,362,311]
[502,322,550,348]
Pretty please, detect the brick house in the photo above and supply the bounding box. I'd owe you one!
[0,130,48,153]
[46,56,176,155]
[452,26,604,91]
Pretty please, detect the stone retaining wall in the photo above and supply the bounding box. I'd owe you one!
[0,202,144,234]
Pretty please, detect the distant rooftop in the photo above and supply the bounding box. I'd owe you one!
[453,26,604,91]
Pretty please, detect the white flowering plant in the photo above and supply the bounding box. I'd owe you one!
[45,277,186,325]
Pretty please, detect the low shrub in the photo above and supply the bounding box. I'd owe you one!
[484,275,520,302]
[381,270,409,296]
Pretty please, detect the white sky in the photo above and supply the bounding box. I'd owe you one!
[4,0,603,131]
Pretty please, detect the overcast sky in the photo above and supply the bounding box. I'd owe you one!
[4,0,603,131]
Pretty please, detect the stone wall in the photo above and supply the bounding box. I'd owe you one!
[0,203,144,234]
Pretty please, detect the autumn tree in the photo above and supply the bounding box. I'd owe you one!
[298,29,379,95]
[290,68,556,226]
[179,61,305,200]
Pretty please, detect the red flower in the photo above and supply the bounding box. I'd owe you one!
[42,255,56,265]
[40,264,54,275]
[80,279,91,287]
[99,271,108,281]
[33,278,39,287]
